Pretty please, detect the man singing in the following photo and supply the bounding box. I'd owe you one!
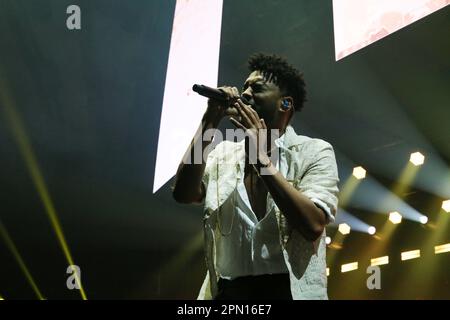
[172,53,339,300]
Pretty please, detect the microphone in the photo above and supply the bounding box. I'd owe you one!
[192,84,228,101]
[192,84,252,105]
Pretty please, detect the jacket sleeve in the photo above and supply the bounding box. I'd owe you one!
[297,140,339,224]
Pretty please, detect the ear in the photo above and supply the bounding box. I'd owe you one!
[279,96,294,112]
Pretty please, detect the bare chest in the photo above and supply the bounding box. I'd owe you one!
[243,169,268,221]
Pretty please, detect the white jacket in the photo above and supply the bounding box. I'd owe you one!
[197,125,339,300]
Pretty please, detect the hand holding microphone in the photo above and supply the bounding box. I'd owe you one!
[194,84,242,125]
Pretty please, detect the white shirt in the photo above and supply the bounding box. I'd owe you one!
[215,153,288,279]
[198,125,339,300]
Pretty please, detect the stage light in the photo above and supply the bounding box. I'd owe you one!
[419,216,428,224]
[368,226,376,235]
[325,236,331,245]
[352,166,366,180]
[326,267,330,276]
[338,223,351,235]
[370,256,389,267]
[341,262,358,273]
[442,200,450,213]
[434,243,450,255]
[389,211,402,224]
[409,152,425,166]
[401,249,420,261]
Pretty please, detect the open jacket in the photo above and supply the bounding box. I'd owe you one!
[197,125,339,300]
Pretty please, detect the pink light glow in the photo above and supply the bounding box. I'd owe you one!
[333,0,449,60]
[153,0,223,193]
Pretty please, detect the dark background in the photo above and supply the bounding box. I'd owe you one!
[0,0,448,299]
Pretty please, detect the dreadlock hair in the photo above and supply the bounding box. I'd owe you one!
[248,53,307,112]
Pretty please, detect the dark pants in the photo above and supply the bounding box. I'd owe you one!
[214,273,292,300]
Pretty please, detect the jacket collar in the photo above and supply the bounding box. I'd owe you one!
[235,125,302,150]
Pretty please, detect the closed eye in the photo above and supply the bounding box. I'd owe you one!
[252,83,263,91]
[242,82,264,92]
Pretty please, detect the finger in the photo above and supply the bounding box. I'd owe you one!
[248,104,261,123]
[229,117,246,130]
[239,99,260,123]
[235,101,253,128]
[231,87,240,99]
[215,88,228,104]
[258,119,267,138]
[260,118,267,129]
[218,86,235,101]
[237,99,259,126]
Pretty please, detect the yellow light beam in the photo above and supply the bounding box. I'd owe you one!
[326,231,347,268]
[392,162,420,198]
[424,208,450,253]
[156,231,204,292]
[372,219,398,253]
[0,220,45,300]
[339,175,362,208]
[158,231,203,275]
[394,199,449,297]
[346,219,397,297]
[0,80,87,300]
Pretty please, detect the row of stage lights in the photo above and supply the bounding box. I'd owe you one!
[326,151,450,276]
[326,203,448,243]
[325,242,450,275]
[352,151,426,180]
[328,205,434,243]
[348,151,450,229]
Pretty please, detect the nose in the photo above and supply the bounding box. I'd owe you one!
[242,87,253,103]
